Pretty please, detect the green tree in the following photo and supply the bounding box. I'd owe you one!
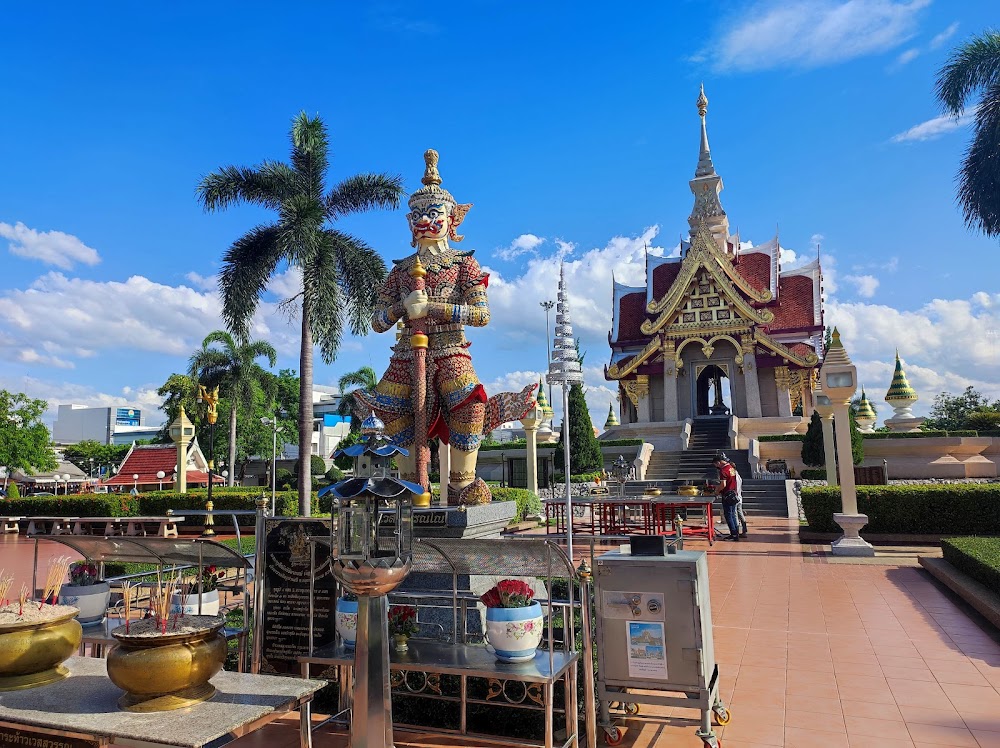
[801,411,826,469]
[198,113,403,514]
[336,366,377,433]
[965,409,1000,431]
[157,373,199,438]
[6,483,19,499]
[823,326,833,354]
[554,384,602,473]
[189,330,277,486]
[333,431,363,470]
[0,391,57,487]
[62,440,130,477]
[936,31,1000,237]
[925,386,1000,430]
[848,408,864,466]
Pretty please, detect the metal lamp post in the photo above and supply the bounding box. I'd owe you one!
[500,451,506,488]
[89,457,94,480]
[546,263,584,564]
[812,390,839,487]
[320,414,419,748]
[132,474,139,493]
[156,470,165,491]
[198,385,220,537]
[540,299,555,405]
[611,455,631,499]
[261,416,283,517]
[818,329,874,557]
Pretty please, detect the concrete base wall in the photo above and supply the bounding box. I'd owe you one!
[600,422,685,451]
[758,436,999,479]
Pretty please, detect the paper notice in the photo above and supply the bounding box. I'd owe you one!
[626,620,668,680]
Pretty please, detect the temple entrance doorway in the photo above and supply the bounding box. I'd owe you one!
[695,364,731,418]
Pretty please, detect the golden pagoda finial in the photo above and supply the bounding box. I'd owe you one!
[829,327,843,348]
[697,83,708,117]
[410,254,427,280]
[421,149,442,186]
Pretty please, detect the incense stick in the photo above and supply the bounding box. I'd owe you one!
[122,581,133,633]
[0,570,12,607]
[40,556,71,609]
[18,584,28,617]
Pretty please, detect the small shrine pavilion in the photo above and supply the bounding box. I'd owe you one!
[605,87,824,439]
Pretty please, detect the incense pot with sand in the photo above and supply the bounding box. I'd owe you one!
[0,560,82,690]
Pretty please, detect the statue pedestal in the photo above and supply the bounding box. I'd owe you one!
[885,416,926,433]
[831,513,875,557]
[402,503,518,640]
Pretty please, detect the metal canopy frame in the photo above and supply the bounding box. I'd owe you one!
[29,534,251,568]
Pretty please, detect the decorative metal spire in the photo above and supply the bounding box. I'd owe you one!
[885,350,917,403]
[855,388,877,421]
[695,83,716,178]
[823,328,853,367]
[546,263,584,386]
[604,402,620,429]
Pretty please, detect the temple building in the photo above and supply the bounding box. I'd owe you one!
[605,86,824,446]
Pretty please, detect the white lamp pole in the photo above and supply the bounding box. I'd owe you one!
[818,329,873,556]
[64,474,71,495]
[132,473,139,492]
[156,470,165,491]
[813,391,838,487]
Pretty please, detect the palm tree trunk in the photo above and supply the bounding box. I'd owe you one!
[298,295,313,516]
[228,403,237,487]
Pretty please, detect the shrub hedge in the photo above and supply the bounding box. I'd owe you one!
[0,493,138,518]
[801,485,1000,534]
[941,537,1000,594]
[553,472,603,483]
[759,430,983,443]
[596,439,644,447]
[800,468,827,480]
[479,441,556,452]
[491,487,542,522]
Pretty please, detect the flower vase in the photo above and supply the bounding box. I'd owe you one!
[336,597,358,648]
[169,590,219,616]
[485,602,543,663]
[59,581,111,626]
[393,634,409,653]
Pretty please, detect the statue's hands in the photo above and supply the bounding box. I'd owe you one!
[404,289,429,320]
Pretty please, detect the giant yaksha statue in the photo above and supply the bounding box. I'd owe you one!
[356,149,535,505]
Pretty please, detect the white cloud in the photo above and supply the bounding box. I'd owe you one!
[843,273,880,298]
[891,111,974,143]
[495,234,546,262]
[16,349,74,369]
[930,21,959,49]
[1,221,101,270]
[895,47,920,66]
[779,247,798,266]
[828,292,1000,416]
[0,374,166,425]
[708,0,930,73]
[185,271,217,292]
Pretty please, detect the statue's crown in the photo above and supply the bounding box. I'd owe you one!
[408,149,458,210]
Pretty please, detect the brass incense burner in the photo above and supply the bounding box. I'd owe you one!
[0,608,82,691]
[107,615,226,712]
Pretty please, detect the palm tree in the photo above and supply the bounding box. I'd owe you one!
[336,366,377,433]
[189,331,278,486]
[197,113,403,514]
[936,31,1000,237]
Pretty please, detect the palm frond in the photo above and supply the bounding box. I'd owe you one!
[957,80,1000,235]
[219,224,283,339]
[201,330,238,354]
[326,173,404,220]
[242,339,278,368]
[337,366,378,392]
[304,230,345,364]
[197,162,294,212]
[327,229,387,337]
[935,31,1000,115]
[290,112,329,198]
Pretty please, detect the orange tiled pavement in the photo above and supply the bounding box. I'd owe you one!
[4,518,1000,747]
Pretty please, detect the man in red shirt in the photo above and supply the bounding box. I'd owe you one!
[711,452,741,541]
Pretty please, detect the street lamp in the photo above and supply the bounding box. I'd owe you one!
[611,455,631,499]
[500,451,506,488]
[89,457,94,479]
[197,385,221,537]
[156,470,165,491]
[261,416,284,517]
[540,299,555,406]
[132,474,139,493]
[321,414,419,748]
[818,329,873,557]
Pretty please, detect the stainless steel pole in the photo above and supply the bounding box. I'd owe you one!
[271,421,278,517]
[250,497,267,673]
[563,382,573,565]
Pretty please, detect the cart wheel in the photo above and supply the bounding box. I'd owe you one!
[714,706,731,725]
[624,702,640,715]
[604,727,624,746]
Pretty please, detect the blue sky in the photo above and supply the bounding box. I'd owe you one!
[1,0,998,429]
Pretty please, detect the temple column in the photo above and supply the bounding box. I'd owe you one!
[775,366,793,417]
[635,375,652,422]
[661,341,679,422]
[743,361,763,418]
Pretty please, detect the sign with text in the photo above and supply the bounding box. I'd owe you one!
[379,508,448,528]
[0,724,102,748]
[260,518,336,675]
[115,408,140,426]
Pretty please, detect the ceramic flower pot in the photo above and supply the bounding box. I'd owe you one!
[59,581,111,626]
[169,589,219,616]
[0,606,82,691]
[485,601,543,663]
[336,598,358,648]
[107,615,226,712]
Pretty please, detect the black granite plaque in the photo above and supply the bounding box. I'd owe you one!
[0,724,101,748]
[260,518,335,675]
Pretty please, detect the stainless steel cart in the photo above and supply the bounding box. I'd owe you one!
[593,548,729,747]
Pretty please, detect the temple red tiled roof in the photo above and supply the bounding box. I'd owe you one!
[651,262,683,300]
[735,252,771,293]
[614,292,647,341]
[787,342,816,359]
[769,275,816,330]
[103,444,222,486]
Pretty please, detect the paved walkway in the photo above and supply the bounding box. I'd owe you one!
[4,518,1000,747]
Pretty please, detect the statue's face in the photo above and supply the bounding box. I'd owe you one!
[408,202,450,243]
